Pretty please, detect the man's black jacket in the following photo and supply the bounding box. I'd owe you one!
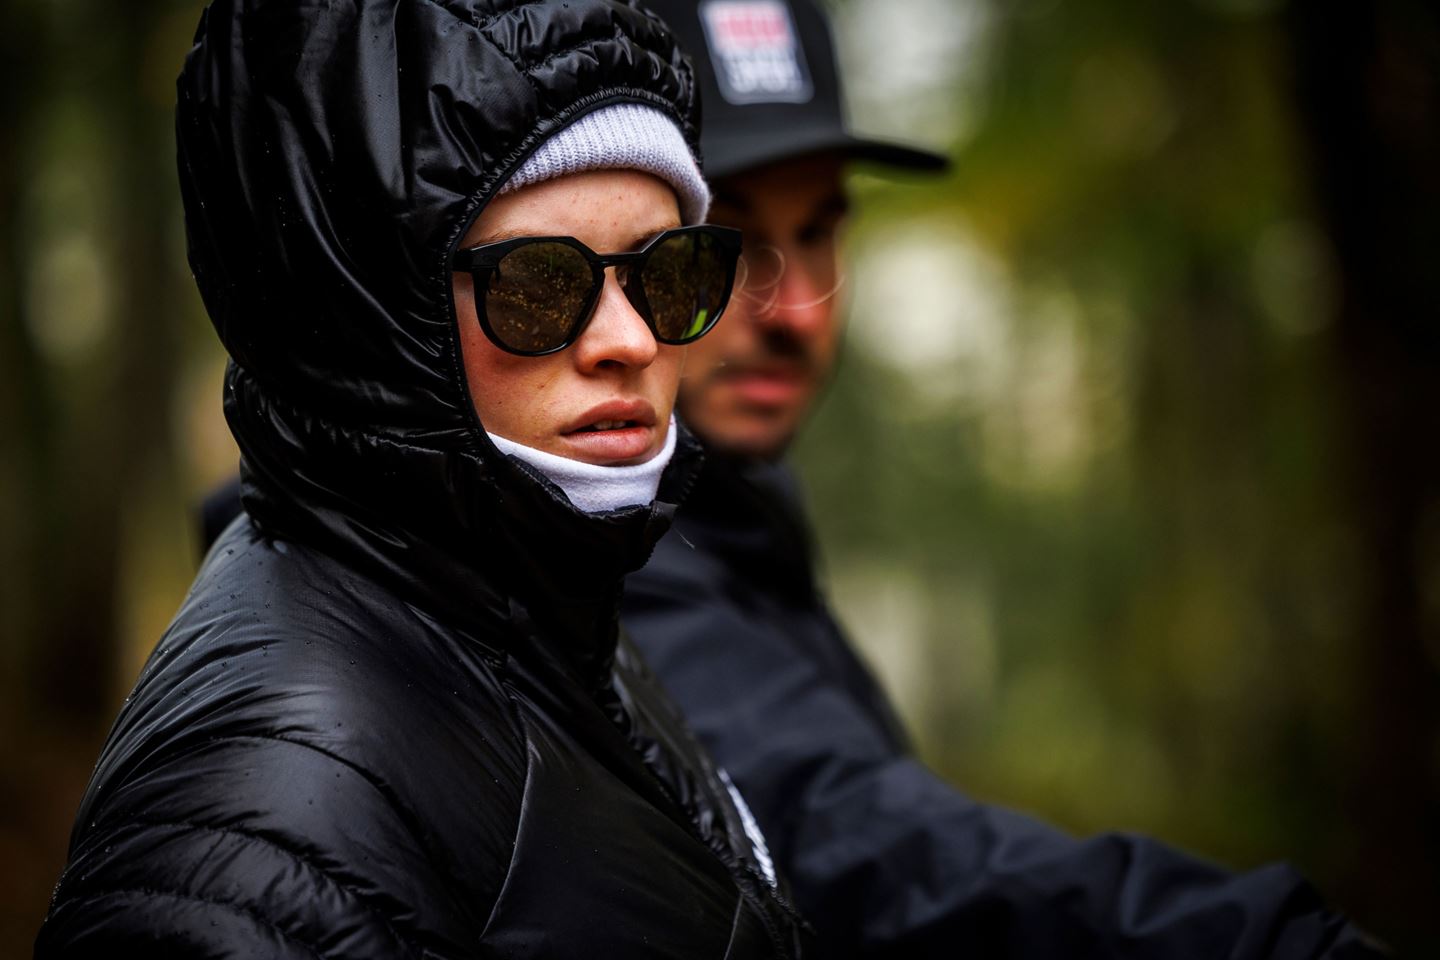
[36,2,809,956]
[622,452,1383,959]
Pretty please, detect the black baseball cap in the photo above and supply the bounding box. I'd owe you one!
[643,0,950,178]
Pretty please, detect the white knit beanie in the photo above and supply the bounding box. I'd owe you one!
[501,103,711,224]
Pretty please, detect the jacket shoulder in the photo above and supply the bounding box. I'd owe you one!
[40,734,464,958]
[40,529,528,958]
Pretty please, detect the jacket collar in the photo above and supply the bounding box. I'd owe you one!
[680,451,818,599]
[230,361,704,691]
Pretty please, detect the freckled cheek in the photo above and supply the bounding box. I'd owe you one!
[506,369,571,440]
[460,347,547,436]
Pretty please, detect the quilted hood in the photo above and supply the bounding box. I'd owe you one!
[177,0,706,630]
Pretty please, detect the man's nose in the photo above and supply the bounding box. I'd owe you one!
[571,270,659,371]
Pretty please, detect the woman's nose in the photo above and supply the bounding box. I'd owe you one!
[571,270,659,371]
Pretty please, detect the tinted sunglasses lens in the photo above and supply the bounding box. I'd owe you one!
[641,231,732,343]
[484,242,594,353]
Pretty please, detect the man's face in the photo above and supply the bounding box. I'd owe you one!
[678,153,848,459]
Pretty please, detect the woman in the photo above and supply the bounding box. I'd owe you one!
[36,1,807,956]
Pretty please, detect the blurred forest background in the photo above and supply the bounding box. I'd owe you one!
[1,0,1436,955]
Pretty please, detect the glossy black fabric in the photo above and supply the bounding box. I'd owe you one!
[623,452,1386,959]
[37,2,809,956]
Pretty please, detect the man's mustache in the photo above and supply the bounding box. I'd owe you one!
[710,329,818,378]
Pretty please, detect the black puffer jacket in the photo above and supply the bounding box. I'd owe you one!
[624,453,1385,959]
[36,2,807,956]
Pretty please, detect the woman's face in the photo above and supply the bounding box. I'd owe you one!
[455,170,685,466]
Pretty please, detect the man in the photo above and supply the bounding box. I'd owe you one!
[623,1,1383,957]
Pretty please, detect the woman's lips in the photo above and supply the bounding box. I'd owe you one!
[560,400,661,464]
[560,425,657,464]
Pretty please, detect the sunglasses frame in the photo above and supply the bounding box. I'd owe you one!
[451,224,743,357]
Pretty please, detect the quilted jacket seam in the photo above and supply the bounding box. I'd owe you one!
[119,816,423,958]
[54,886,329,959]
[416,0,542,101]
[517,25,632,77]
[432,0,549,32]
[417,0,668,93]
[156,732,453,888]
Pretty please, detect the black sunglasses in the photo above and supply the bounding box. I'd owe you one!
[451,225,743,357]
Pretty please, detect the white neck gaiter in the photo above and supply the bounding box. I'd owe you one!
[487,416,678,514]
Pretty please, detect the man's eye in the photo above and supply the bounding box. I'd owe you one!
[797,220,840,247]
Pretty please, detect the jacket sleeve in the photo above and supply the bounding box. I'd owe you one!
[37,879,324,960]
[35,735,444,960]
[623,556,1386,960]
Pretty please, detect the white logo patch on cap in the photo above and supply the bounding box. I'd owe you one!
[700,0,814,105]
